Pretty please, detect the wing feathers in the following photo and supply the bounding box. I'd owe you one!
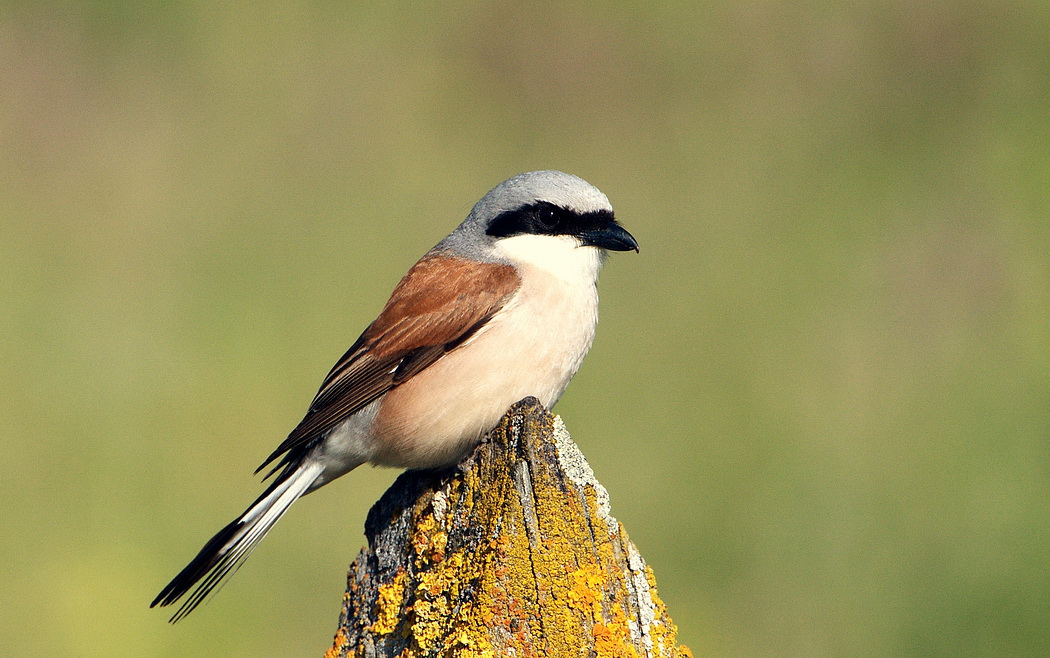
[255,253,519,475]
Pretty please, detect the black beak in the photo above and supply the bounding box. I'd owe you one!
[579,223,639,252]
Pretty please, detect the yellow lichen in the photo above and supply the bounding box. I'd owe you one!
[592,603,639,658]
[566,563,606,616]
[329,402,691,658]
[409,549,496,655]
[412,513,438,568]
[369,570,408,635]
[447,628,497,658]
[641,564,693,658]
[432,531,448,560]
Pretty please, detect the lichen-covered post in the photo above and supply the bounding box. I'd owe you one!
[326,397,691,658]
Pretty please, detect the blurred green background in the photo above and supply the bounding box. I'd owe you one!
[2,1,1049,656]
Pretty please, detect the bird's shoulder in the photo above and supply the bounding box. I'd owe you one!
[363,251,521,355]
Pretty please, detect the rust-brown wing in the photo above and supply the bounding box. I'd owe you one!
[256,253,520,475]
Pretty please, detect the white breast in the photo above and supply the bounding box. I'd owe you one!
[371,236,603,468]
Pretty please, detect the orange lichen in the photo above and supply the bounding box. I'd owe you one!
[324,627,349,658]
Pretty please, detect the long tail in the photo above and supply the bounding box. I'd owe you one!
[150,461,324,622]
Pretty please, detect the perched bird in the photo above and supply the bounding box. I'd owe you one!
[151,170,638,621]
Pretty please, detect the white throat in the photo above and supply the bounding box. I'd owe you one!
[493,234,605,285]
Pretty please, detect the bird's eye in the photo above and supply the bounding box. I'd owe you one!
[536,207,560,230]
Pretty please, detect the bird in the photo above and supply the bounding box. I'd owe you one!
[151,170,638,622]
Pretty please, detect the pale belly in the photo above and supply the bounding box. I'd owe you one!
[370,273,599,468]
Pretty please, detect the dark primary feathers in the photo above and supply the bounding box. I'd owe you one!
[149,470,304,622]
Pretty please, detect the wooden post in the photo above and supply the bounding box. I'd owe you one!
[326,397,691,658]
